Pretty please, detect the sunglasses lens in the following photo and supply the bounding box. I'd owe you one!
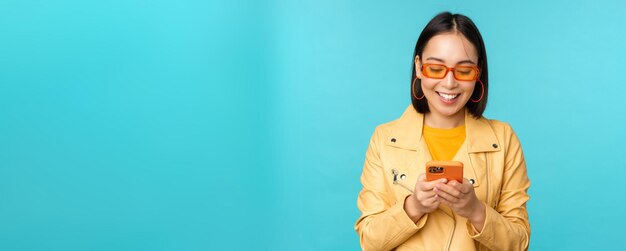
[423,64,446,78]
[454,67,478,81]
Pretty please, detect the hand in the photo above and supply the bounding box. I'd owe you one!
[404,174,447,222]
[433,178,486,230]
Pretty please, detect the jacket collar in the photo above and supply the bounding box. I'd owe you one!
[390,105,501,153]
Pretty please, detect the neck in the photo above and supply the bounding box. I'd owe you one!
[424,109,465,129]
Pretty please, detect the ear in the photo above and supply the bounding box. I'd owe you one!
[414,55,422,79]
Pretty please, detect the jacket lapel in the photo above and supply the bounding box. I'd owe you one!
[464,109,501,154]
[389,106,501,154]
[460,109,501,207]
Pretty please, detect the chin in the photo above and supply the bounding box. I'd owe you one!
[430,105,465,117]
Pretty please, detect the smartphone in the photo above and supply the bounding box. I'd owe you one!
[425,160,463,183]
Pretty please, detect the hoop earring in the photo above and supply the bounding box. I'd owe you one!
[471,79,484,103]
[412,77,425,100]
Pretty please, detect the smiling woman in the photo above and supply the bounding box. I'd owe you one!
[355,12,530,251]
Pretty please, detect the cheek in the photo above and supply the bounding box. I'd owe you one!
[420,80,437,91]
[465,84,476,96]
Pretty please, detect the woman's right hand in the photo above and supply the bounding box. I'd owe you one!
[403,174,447,223]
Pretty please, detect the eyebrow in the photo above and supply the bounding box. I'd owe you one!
[425,57,476,65]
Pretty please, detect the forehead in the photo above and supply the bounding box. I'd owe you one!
[422,33,478,63]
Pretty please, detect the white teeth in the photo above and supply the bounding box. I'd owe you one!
[438,92,459,100]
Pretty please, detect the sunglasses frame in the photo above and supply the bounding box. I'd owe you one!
[421,63,480,81]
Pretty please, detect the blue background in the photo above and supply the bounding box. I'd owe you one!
[1,0,625,250]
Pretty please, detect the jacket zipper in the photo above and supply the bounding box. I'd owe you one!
[485,153,490,208]
[479,153,490,251]
[445,215,455,251]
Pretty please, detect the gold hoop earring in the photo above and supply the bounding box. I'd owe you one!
[471,79,485,103]
[412,77,425,100]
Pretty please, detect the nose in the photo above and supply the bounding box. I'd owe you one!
[441,70,457,88]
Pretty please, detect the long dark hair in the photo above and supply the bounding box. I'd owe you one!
[411,12,488,118]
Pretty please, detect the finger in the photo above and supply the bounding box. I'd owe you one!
[436,195,452,207]
[421,178,448,190]
[414,174,423,192]
[417,190,438,202]
[447,180,464,193]
[435,183,462,198]
[460,180,473,194]
[434,186,459,203]
[447,179,461,186]
[422,195,440,206]
[417,174,428,191]
[461,184,474,194]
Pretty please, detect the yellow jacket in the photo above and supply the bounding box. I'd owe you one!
[355,105,530,251]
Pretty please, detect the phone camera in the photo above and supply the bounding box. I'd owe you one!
[429,166,444,173]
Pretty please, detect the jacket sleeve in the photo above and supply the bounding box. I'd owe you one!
[467,124,531,251]
[354,128,427,251]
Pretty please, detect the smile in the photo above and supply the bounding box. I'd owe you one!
[436,92,460,101]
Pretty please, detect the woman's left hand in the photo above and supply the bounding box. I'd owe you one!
[433,179,486,230]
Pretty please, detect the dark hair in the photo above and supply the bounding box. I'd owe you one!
[411,12,488,118]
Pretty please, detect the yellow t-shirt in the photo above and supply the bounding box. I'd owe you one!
[423,125,466,161]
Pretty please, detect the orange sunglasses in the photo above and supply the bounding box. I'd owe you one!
[421,63,480,81]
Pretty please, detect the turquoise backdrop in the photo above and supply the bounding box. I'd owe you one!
[1,0,625,250]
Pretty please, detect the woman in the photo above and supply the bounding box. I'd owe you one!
[355,12,530,251]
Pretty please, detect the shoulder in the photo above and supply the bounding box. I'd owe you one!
[484,118,514,134]
[368,119,400,146]
[371,105,423,138]
[482,117,523,147]
[373,118,401,134]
